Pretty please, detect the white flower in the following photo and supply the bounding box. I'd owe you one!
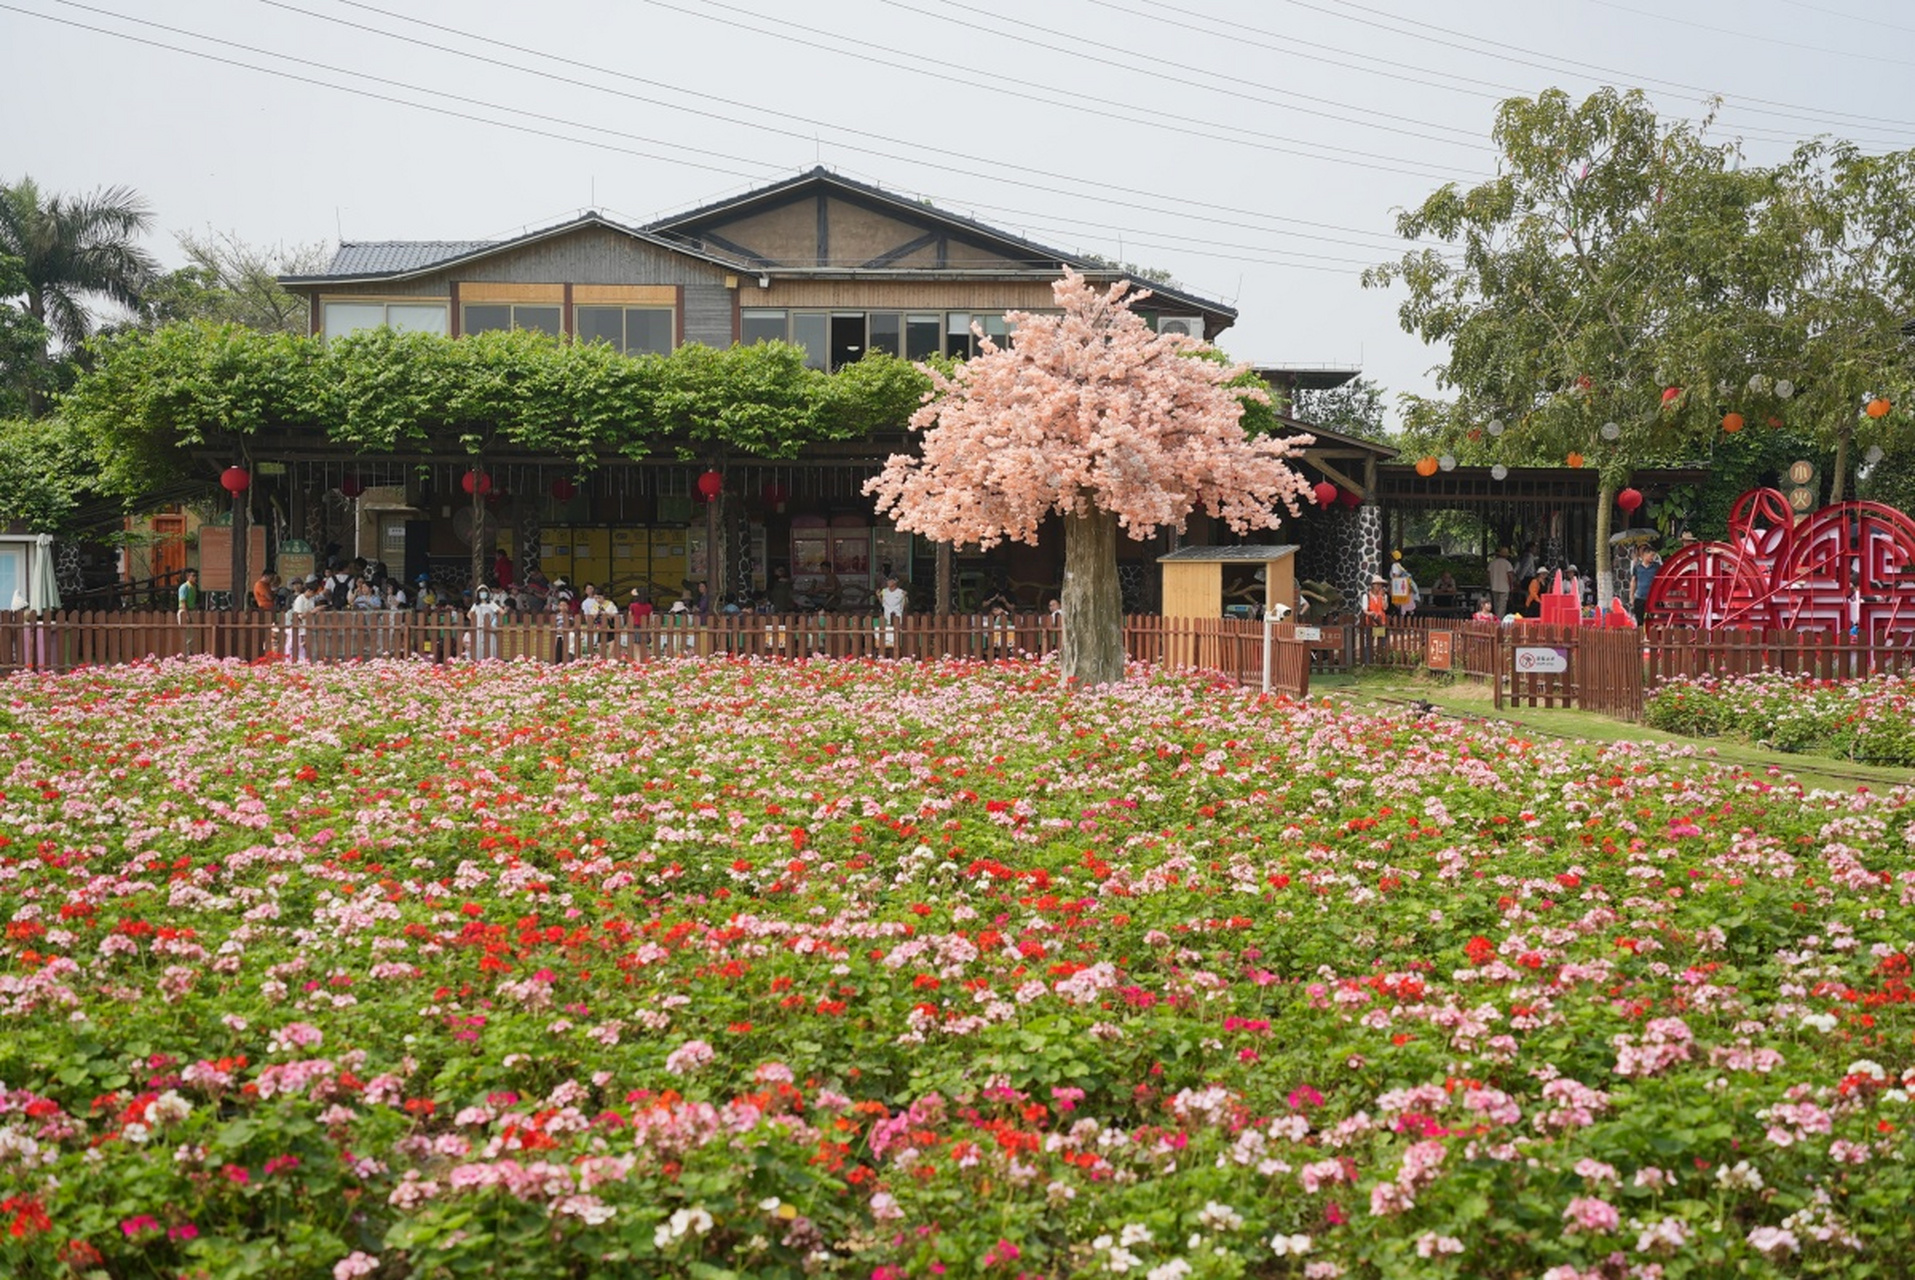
[1271,1232,1313,1256]
[1146,1261,1192,1280]
[1198,1201,1242,1232]
[1120,1223,1154,1247]
[1716,1160,1764,1191]
[1799,1013,1838,1033]
[1106,1246,1142,1274]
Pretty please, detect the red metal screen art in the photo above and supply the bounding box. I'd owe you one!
[1646,488,1915,636]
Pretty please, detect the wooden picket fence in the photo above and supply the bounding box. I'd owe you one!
[27,609,1912,720]
[1643,626,1915,684]
[0,609,1316,697]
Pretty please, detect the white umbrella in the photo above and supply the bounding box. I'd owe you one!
[28,534,60,612]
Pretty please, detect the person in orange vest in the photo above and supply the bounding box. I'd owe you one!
[1364,574,1389,624]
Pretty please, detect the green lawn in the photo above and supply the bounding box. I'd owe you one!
[1319,669,1915,794]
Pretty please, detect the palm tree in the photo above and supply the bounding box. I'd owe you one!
[0,177,158,413]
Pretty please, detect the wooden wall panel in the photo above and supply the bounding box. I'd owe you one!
[461,282,564,302]
[751,280,1060,309]
[573,284,679,305]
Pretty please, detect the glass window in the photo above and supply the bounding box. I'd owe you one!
[575,305,624,348]
[742,309,787,344]
[792,312,829,371]
[464,304,511,335]
[322,302,387,339]
[946,312,976,359]
[385,304,447,335]
[905,313,941,361]
[978,313,1009,351]
[869,311,901,357]
[627,307,674,355]
[516,306,561,337]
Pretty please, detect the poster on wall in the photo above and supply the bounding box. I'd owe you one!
[688,530,708,580]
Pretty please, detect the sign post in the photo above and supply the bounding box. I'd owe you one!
[1427,630,1454,672]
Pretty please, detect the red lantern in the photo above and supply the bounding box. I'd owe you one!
[1721,412,1744,434]
[461,470,492,496]
[1415,456,1440,478]
[1661,386,1682,406]
[220,466,250,494]
[1617,487,1644,513]
[1337,488,1362,508]
[696,469,723,500]
[1312,481,1338,508]
[551,477,577,501]
[339,475,364,498]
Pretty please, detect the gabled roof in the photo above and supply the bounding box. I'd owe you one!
[647,167,1237,324]
[281,212,749,287]
[1276,414,1398,458]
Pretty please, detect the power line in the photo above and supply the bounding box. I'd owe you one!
[1281,0,1915,136]
[0,3,779,182]
[1580,0,1906,68]
[0,2,1400,281]
[638,0,1479,182]
[1089,0,1915,148]
[269,0,1448,253]
[872,0,1490,150]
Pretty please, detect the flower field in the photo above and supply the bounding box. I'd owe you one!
[2,657,1914,1279]
[1645,671,1915,766]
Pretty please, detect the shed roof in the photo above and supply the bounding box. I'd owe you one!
[1158,545,1299,564]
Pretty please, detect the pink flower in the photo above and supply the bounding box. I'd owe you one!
[334,1252,381,1280]
[119,1214,160,1238]
[664,1039,715,1076]
[1563,1196,1620,1233]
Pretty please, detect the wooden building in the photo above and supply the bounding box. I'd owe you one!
[273,168,1246,611]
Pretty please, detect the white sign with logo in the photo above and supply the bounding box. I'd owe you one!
[1294,626,1323,642]
[1515,646,1570,674]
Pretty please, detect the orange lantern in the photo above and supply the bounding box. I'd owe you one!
[1566,452,1585,469]
[1867,397,1892,418]
[1415,456,1440,477]
[1721,412,1744,433]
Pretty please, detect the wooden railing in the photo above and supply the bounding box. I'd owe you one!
[0,610,1315,696]
[1643,626,1915,685]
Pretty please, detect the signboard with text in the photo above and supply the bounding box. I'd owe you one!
[1514,645,1570,674]
[1426,630,1454,671]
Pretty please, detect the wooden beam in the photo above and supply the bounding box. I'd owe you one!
[1311,458,1363,493]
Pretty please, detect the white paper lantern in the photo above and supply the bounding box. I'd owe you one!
[1775,379,1794,399]
[1438,454,1457,472]
[1866,445,1885,465]
[1747,374,1768,394]
[1486,419,1504,437]
[1490,463,1508,481]
[1600,421,1621,440]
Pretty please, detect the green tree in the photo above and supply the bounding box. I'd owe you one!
[0,177,158,414]
[1291,376,1391,442]
[0,255,57,419]
[1366,89,1791,603]
[138,229,329,335]
[1758,141,1915,501]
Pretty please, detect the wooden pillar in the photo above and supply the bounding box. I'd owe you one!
[936,541,952,615]
[230,487,249,609]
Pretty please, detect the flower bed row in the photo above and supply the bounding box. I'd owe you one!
[1644,670,1915,765]
[0,656,1912,1278]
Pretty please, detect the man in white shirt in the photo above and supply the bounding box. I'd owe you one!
[878,576,907,621]
[1487,547,1514,617]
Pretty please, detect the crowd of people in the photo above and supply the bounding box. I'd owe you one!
[1359,539,1663,626]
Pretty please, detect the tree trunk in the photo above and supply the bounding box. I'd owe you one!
[1830,425,1851,504]
[1593,482,1615,610]
[1060,508,1125,685]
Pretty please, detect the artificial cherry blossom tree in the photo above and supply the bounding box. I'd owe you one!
[866,271,1313,684]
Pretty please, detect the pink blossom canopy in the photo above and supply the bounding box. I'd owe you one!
[864,272,1313,547]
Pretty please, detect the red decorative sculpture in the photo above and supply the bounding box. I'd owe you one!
[1647,488,1915,637]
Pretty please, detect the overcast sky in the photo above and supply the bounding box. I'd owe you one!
[6,0,1912,421]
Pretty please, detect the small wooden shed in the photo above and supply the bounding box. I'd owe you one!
[1157,544,1299,619]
